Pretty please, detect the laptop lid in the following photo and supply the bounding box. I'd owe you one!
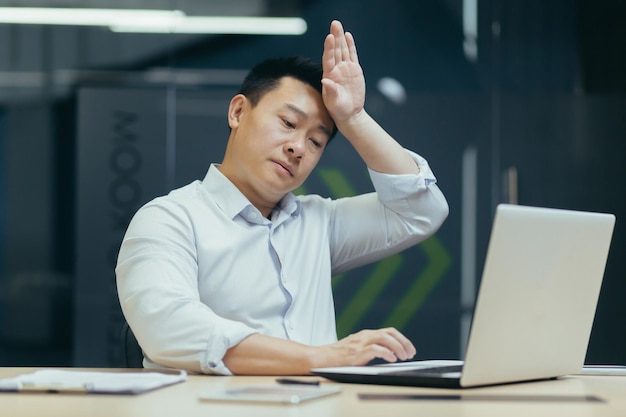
[311,204,615,388]
[459,204,615,387]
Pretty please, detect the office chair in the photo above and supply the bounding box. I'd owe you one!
[121,321,144,368]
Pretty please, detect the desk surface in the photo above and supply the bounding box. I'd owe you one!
[1,368,625,417]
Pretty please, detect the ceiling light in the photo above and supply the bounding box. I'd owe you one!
[0,7,182,27]
[110,16,307,35]
[0,7,307,35]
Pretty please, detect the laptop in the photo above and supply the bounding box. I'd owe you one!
[312,204,616,388]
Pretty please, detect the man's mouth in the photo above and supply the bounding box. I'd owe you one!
[274,161,293,177]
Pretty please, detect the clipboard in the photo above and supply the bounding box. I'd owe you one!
[0,369,187,395]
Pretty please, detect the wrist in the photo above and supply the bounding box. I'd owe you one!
[302,345,321,373]
[335,109,370,140]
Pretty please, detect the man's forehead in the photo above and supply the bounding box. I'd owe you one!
[259,79,333,127]
[281,102,333,137]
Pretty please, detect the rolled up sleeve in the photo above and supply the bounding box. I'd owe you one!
[368,149,448,229]
[116,202,256,375]
[330,150,449,273]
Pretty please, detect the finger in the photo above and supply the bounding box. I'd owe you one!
[369,328,415,361]
[392,328,417,360]
[366,344,398,363]
[345,31,359,64]
[338,30,350,64]
[322,33,335,73]
[388,327,417,359]
[330,20,347,63]
[346,329,411,362]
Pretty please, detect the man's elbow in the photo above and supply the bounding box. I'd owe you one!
[415,210,447,243]
[418,186,449,238]
[431,195,449,233]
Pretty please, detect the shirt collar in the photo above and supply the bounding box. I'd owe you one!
[201,164,301,221]
[272,191,301,223]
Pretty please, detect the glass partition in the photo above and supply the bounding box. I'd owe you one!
[1,0,624,367]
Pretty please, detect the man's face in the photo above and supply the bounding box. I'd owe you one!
[221,76,335,213]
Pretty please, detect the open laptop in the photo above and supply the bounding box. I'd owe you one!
[312,204,616,388]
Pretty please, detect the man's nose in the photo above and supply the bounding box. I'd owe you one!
[285,135,306,158]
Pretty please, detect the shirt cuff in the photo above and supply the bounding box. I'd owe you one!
[201,323,258,375]
[368,149,437,203]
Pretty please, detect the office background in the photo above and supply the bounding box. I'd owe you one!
[0,0,624,367]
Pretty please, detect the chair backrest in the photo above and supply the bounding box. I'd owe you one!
[121,321,144,368]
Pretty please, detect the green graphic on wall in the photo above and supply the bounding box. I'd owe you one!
[297,167,452,338]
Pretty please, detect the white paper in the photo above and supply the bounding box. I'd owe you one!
[0,369,187,394]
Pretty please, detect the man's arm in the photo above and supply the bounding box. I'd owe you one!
[224,328,416,375]
[321,20,419,176]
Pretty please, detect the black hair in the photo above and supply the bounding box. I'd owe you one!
[238,56,338,140]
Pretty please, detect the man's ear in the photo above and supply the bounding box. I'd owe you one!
[227,94,247,128]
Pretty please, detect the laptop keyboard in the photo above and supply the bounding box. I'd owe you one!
[388,364,464,377]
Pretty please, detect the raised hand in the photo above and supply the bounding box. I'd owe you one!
[321,20,366,125]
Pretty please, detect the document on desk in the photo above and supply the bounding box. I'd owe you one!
[0,369,187,394]
[199,385,342,405]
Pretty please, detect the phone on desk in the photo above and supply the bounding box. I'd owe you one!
[199,384,341,404]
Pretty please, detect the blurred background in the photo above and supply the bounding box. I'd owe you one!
[0,0,624,368]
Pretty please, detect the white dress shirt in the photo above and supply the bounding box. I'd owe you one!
[116,150,448,375]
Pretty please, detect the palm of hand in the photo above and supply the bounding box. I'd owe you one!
[322,62,365,123]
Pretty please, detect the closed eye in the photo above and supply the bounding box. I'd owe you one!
[282,119,295,129]
[309,138,323,148]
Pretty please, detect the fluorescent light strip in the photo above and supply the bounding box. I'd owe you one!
[0,7,182,27]
[111,16,307,35]
[0,7,307,35]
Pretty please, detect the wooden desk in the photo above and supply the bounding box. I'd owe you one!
[1,368,625,417]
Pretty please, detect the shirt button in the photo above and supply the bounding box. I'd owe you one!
[248,211,258,219]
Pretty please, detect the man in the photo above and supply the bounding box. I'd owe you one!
[116,20,448,375]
